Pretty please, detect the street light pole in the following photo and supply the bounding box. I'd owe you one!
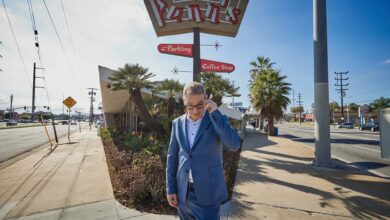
[313,0,332,167]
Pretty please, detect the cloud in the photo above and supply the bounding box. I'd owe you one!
[383,59,390,65]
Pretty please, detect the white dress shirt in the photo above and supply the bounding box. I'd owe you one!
[186,112,205,183]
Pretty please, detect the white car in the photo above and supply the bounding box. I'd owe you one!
[337,123,354,129]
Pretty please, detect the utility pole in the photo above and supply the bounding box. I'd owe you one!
[87,88,97,125]
[62,94,64,116]
[297,93,303,124]
[292,90,296,108]
[335,71,349,119]
[313,0,331,167]
[31,62,44,120]
[9,94,13,120]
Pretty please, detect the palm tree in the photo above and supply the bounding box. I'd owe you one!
[249,56,275,83]
[370,97,390,111]
[251,69,291,136]
[249,56,275,129]
[155,79,184,118]
[108,63,165,136]
[200,72,238,106]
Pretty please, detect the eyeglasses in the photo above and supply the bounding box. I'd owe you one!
[185,103,204,110]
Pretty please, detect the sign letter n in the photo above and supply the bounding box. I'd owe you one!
[150,0,168,27]
[205,4,220,24]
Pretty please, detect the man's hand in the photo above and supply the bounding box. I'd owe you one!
[204,100,218,113]
[167,194,178,207]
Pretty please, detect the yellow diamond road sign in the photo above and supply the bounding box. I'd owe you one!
[63,96,77,109]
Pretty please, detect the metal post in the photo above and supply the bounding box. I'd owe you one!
[313,0,332,167]
[50,112,58,144]
[68,109,71,143]
[31,62,36,120]
[193,27,200,82]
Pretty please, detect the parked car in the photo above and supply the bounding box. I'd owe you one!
[6,119,18,126]
[337,123,354,129]
[62,120,69,125]
[360,122,379,132]
[70,120,77,125]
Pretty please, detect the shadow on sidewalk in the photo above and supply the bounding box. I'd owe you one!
[232,132,390,219]
[279,134,380,146]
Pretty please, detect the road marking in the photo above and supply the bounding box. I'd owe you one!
[284,136,390,178]
[352,144,380,153]
[282,125,379,142]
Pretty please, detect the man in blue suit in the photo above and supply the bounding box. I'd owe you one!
[166,82,241,219]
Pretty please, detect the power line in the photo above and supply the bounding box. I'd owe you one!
[335,71,349,117]
[27,0,53,114]
[346,86,390,98]
[27,0,43,65]
[41,0,83,94]
[60,0,86,83]
[2,0,32,88]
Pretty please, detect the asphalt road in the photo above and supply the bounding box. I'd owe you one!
[276,123,390,177]
[0,123,89,163]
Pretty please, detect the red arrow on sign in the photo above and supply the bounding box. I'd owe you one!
[201,59,235,73]
[158,44,193,57]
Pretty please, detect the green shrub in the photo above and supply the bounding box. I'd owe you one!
[100,128,119,140]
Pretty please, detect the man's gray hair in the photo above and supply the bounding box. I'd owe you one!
[183,82,206,97]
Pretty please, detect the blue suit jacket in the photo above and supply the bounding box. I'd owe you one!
[166,109,241,206]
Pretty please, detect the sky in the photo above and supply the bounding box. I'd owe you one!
[0,0,389,115]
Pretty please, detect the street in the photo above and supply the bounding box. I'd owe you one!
[0,122,89,163]
[276,123,390,177]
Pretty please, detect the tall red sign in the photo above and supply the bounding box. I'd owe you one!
[158,44,193,57]
[201,59,235,73]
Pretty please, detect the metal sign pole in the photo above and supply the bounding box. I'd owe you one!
[193,27,200,82]
[68,108,71,143]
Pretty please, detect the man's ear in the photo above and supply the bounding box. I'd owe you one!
[205,94,208,100]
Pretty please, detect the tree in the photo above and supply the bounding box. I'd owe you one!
[249,56,275,81]
[200,72,238,106]
[370,97,390,111]
[348,102,360,112]
[155,79,184,118]
[290,106,304,114]
[249,56,275,129]
[251,69,291,136]
[108,63,165,136]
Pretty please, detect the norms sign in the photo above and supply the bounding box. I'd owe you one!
[144,0,249,37]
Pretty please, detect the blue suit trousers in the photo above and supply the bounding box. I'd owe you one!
[178,187,220,220]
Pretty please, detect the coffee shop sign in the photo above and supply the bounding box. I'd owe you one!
[150,0,242,26]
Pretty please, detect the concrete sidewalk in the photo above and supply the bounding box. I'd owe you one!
[228,129,390,219]
[0,127,177,220]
